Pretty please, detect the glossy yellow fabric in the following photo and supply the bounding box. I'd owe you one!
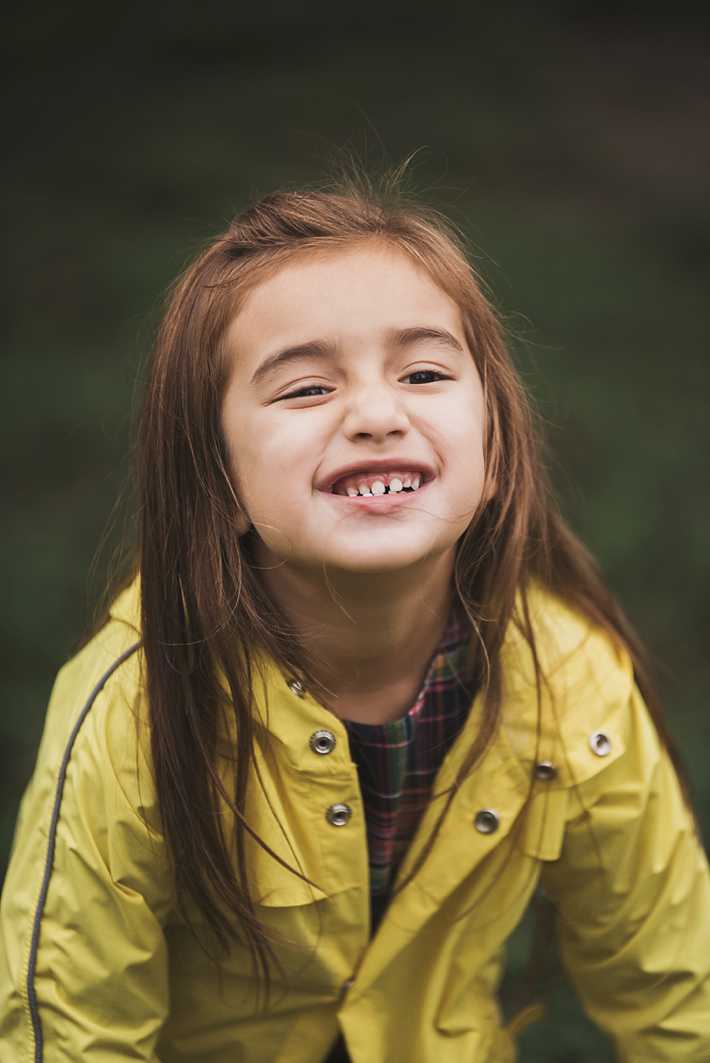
[2,580,709,1062]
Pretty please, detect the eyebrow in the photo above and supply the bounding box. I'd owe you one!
[249,326,465,387]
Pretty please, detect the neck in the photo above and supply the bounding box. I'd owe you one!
[257,547,457,723]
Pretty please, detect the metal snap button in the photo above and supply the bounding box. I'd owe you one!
[310,729,336,755]
[589,731,612,757]
[287,679,306,698]
[534,760,558,781]
[474,809,499,835]
[326,803,352,827]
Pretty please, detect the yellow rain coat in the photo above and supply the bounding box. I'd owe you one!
[2,579,709,1062]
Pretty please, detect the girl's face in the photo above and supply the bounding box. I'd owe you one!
[221,243,487,577]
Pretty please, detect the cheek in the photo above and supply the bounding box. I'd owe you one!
[428,391,485,455]
[225,416,310,515]
[444,400,487,494]
[454,391,486,457]
[252,411,322,476]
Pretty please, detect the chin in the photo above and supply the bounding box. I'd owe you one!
[322,543,447,577]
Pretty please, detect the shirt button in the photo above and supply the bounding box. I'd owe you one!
[287,679,306,698]
[589,731,612,757]
[474,809,499,835]
[310,729,337,755]
[326,803,352,827]
[534,760,558,781]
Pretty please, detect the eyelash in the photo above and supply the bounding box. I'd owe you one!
[279,369,450,400]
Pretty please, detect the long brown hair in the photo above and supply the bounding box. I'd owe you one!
[135,161,687,988]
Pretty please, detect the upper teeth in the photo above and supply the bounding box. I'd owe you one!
[333,471,424,497]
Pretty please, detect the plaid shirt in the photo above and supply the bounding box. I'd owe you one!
[345,599,477,928]
[325,603,477,1063]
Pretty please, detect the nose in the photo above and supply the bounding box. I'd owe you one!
[341,381,410,443]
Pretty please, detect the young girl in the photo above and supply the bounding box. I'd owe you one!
[2,170,709,1063]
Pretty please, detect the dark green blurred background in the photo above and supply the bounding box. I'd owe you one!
[3,6,709,1060]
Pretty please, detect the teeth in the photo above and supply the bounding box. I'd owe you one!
[332,470,427,496]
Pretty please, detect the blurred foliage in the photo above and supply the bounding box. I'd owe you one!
[3,7,709,1060]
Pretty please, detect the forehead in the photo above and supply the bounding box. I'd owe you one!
[225,242,464,361]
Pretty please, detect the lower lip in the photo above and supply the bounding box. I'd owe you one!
[320,480,432,513]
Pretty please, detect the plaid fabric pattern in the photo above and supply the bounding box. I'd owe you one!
[345,599,477,906]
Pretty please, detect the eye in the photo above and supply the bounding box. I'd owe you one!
[279,384,332,400]
[404,369,450,385]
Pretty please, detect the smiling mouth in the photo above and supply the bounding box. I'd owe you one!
[328,469,432,497]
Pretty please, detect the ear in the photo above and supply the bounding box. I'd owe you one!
[234,506,252,537]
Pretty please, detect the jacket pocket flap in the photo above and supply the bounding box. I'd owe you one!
[518,789,568,860]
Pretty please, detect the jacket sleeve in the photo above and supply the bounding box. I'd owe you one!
[540,678,710,1062]
[0,641,174,1062]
